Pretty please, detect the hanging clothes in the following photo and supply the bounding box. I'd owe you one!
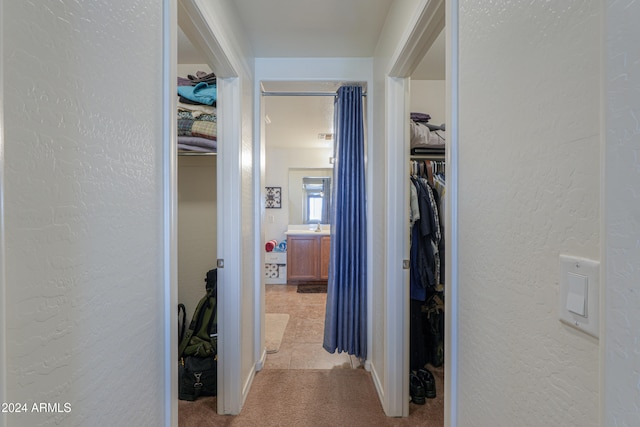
[409,159,446,369]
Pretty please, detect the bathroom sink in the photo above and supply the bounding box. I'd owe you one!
[285,229,330,236]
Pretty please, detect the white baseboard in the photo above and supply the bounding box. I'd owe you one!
[241,348,267,408]
[369,361,385,409]
[255,348,267,371]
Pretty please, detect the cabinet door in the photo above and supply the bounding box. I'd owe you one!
[287,236,319,280]
[319,236,331,280]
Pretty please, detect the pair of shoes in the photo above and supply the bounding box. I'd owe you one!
[416,368,436,399]
[410,372,426,405]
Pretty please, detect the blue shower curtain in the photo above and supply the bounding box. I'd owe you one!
[323,85,367,359]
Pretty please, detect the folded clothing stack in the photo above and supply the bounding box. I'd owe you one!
[177,71,217,153]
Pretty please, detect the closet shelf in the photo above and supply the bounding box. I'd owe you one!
[410,154,445,160]
[178,151,217,156]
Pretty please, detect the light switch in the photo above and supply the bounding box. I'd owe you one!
[566,272,587,316]
[559,255,599,338]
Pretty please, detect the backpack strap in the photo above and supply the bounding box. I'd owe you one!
[178,294,211,358]
[178,303,186,343]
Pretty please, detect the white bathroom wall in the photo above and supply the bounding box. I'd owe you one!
[457,1,600,426]
[263,95,334,243]
[604,2,640,425]
[264,146,333,243]
[2,1,167,425]
[410,80,446,126]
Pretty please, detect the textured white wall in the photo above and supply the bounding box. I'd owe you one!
[604,2,640,425]
[3,1,166,426]
[458,1,600,426]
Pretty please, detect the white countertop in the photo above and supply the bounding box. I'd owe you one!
[284,229,330,236]
[285,225,331,236]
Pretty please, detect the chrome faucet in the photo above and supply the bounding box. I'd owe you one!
[315,222,322,232]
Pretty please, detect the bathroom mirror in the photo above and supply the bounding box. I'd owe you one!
[288,168,332,225]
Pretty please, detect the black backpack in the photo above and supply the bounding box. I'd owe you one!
[178,268,218,400]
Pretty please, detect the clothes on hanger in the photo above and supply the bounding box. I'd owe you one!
[409,160,446,369]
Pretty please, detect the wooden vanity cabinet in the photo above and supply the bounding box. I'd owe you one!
[319,236,331,280]
[287,234,331,283]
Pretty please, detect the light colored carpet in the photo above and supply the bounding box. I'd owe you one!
[265,313,289,354]
[178,368,444,426]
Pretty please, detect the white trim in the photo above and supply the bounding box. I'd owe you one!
[389,0,445,78]
[0,0,7,423]
[598,1,606,425]
[383,76,411,417]
[216,76,244,415]
[369,360,385,405]
[162,0,178,424]
[387,0,458,424]
[178,0,236,78]
[444,1,459,425]
[253,79,266,373]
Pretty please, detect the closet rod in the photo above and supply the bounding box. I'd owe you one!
[261,91,367,97]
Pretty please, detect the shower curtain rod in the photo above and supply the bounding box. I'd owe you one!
[261,91,367,97]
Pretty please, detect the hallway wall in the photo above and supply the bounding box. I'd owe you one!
[2,1,166,425]
[457,1,600,426]
[604,2,640,425]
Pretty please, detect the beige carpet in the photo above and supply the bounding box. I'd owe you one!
[178,367,444,426]
[265,313,289,353]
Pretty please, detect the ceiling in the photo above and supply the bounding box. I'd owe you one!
[177,1,444,80]
[177,1,445,149]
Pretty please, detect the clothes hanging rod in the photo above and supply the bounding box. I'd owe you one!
[261,91,367,97]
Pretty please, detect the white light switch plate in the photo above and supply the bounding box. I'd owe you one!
[559,255,599,338]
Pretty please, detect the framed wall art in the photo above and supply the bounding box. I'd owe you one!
[265,186,282,208]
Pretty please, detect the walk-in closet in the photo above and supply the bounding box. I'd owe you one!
[176,58,218,327]
[407,26,446,418]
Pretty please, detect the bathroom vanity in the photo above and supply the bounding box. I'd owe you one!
[285,231,331,284]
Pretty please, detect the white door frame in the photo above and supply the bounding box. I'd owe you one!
[0,0,7,425]
[385,0,457,423]
[168,0,245,419]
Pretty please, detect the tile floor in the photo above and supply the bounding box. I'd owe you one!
[264,284,362,370]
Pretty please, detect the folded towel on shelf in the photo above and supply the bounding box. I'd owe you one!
[177,101,217,117]
[278,240,287,252]
[265,240,278,252]
[178,143,217,153]
[177,118,217,141]
[178,136,218,151]
[411,112,431,123]
[177,82,217,106]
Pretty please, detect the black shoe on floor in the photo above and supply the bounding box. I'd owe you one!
[410,372,426,405]
[417,368,436,399]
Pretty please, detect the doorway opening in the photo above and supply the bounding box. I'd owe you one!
[260,82,362,370]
